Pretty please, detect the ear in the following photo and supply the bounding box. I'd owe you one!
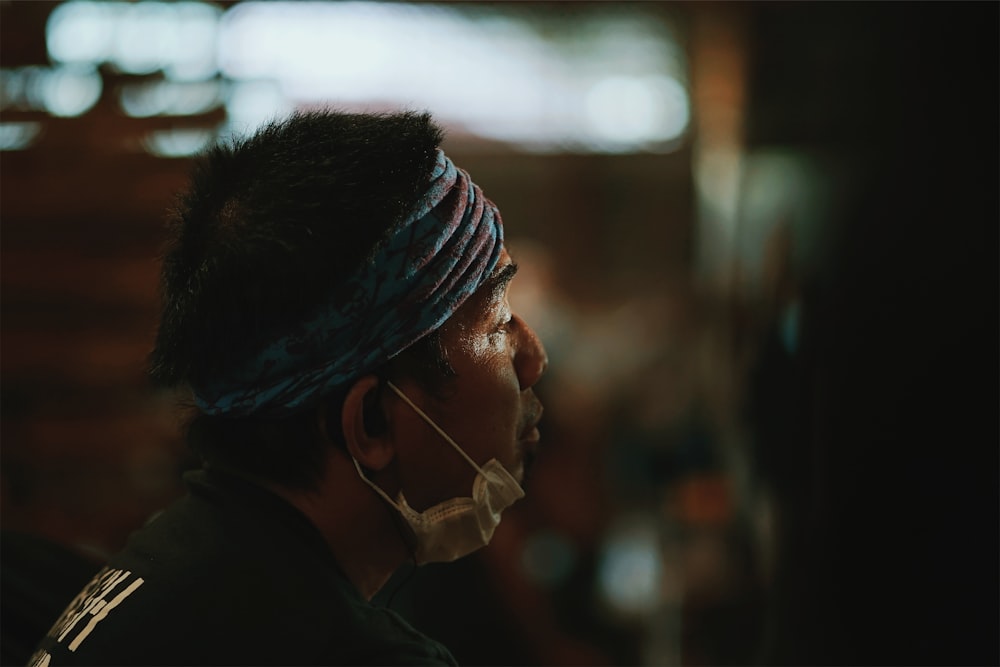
[341,375,395,471]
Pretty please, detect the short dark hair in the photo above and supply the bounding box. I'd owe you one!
[150,110,453,490]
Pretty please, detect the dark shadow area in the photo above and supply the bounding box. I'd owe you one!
[1,532,102,666]
[743,3,999,664]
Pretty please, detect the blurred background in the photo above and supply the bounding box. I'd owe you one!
[1,1,997,665]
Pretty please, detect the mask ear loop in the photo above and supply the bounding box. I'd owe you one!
[353,379,488,515]
[385,380,487,477]
[350,461,421,569]
[352,458,403,509]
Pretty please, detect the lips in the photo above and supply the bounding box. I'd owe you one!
[519,402,544,446]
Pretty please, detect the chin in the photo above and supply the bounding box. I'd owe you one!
[519,453,536,487]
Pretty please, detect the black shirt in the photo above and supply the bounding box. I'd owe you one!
[30,469,457,666]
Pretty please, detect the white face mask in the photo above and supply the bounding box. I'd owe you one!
[351,380,525,565]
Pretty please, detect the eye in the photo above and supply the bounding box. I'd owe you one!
[495,314,513,334]
[492,302,514,335]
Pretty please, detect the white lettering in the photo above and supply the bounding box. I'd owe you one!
[68,577,144,652]
[56,568,130,642]
[45,567,146,654]
[27,650,51,667]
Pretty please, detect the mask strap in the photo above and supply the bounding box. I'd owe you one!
[386,380,487,477]
[352,457,403,510]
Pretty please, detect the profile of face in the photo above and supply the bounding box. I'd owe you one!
[386,246,548,512]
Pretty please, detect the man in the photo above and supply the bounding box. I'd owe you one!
[30,110,547,666]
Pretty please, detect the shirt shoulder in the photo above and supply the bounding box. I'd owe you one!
[31,470,457,666]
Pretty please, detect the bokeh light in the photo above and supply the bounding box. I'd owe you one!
[41,0,688,153]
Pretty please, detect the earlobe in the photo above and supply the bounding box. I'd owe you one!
[341,375,395,471]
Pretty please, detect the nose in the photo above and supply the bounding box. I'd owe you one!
[513,314,548,390]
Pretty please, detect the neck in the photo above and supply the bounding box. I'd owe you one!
[268,452,409,601]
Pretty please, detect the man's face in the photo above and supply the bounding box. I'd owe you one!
[387,247,548,511]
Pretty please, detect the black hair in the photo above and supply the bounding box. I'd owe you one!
[150,110,452,490]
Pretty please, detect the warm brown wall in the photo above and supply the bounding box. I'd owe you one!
[1,135,195,556]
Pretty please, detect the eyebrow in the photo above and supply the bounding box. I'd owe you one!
[483,262,519,301]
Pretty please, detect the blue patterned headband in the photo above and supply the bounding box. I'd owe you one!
[192,149,504,417]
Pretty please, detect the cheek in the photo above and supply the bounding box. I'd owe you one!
[446,329,522,425]
[450,349,521,435]
[467,344,520,401]
[462,329,508,361]
[452,329,517,386]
